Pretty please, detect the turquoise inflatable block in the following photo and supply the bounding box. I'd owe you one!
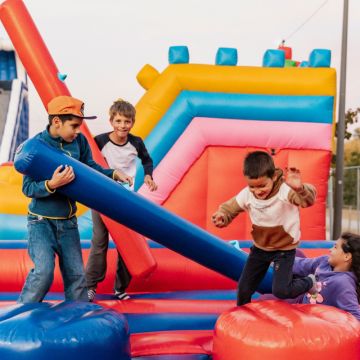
[262,49,285,68]
[300,61,309,67]
[168,46,189,64]
[57,72,67,81]
[309,49,331,68]
[215,47,238,66]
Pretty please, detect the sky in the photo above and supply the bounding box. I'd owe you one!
[1,0,360,136]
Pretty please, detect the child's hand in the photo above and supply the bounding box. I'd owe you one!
[144,175,158,192]
[47,165,75,190]
[284,167,304,192]
[114,170,133,186]
[211,211,226,228]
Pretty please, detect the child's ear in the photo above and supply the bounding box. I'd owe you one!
[345,252,352,263]
[52,116,61,127]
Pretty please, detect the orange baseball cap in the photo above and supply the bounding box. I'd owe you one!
[47,96,97,119]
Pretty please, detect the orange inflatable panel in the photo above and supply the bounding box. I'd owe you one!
[164,147,330,240]
[131,330,213,358]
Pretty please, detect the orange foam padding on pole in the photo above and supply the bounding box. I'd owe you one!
[0,0,70,106]
[0,0,156,278]
[130,330,213,357]
[164,147,330,240]
[213,300,360,360]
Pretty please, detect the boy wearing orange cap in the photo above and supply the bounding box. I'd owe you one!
[18,95,131,303]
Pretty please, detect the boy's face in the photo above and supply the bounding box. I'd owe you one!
[110,114,134,139]
[52,116,83,142]
[246,175,276,200]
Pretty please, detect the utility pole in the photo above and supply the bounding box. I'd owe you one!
[333,0,349,239]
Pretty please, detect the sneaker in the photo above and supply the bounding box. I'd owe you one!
[114,291,130,300]
[88,288,96,302]
[308,274,318,295]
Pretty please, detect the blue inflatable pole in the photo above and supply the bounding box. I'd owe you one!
[14,138,273,293]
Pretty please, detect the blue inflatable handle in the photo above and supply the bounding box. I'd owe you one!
[14,138,273,292]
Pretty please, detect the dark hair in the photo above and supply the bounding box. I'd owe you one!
[341,232,360,302]
[48,114,79,125]
[109,98,135,121]
[243,151,275,179]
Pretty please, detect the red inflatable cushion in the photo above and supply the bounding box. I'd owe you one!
[213,300,360,360]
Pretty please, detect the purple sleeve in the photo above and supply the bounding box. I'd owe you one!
[292,256,327,276]
[335,287,360,321]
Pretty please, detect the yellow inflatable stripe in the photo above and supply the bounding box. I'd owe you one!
[133,64,336,138]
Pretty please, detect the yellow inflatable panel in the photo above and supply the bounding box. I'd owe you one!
[0,165,88,215]
[133,64,336,138]
[137,64,160,91]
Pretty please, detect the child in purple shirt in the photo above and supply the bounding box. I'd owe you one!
[261,232,360,321]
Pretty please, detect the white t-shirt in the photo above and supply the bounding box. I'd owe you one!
[235,183,301,243]
[94,132,153,190]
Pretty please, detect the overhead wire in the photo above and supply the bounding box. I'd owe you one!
[281,0,330,45]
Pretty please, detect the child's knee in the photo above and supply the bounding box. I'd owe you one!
[272,286,291,299]
[237,285,255,299]
[35,270,54,289]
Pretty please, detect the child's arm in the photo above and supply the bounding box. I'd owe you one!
[285,167,316,208]
[144,175,157,191]
[78,134,118,179]
[22,165,75,197]
[292,256,326,276]
[212,197,244,228]
[137,139,153,179]
[136,137,157,192]
[113,170,133,186]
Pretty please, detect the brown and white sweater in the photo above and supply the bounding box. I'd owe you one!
[218,170,316,251]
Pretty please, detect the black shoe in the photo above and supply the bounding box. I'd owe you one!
[88,288,96,302]
[114,291,130,300]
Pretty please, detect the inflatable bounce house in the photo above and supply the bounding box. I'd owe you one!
[1,1,360,359]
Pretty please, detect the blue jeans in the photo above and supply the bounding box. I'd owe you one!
[18,215,88,303]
